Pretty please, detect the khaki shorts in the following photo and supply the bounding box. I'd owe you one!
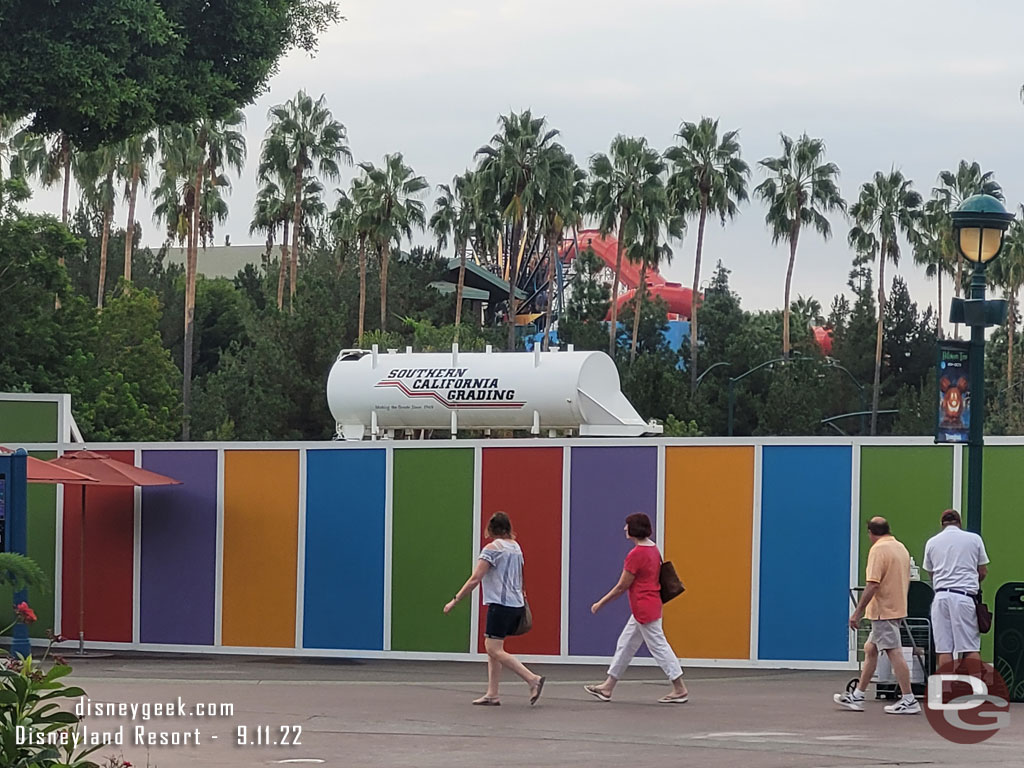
[867,619,903,651]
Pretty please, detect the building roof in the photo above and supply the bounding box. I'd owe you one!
[444,258,526,301]
[428,281,490,302]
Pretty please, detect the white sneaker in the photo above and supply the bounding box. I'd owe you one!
[833,691,865,711]
[884,698,921,715]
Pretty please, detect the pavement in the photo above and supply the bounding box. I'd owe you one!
[50,654,1022,767]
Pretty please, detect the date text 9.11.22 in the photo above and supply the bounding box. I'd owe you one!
[236,725,302,746]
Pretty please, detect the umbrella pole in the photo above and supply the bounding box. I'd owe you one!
[79,485,85,656]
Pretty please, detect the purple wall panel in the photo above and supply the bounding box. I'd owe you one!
[141,450,218,644]
[568,446,659,656]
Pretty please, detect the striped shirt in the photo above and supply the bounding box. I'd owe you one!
[479,539,525,607]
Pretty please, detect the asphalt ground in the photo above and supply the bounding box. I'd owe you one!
[49,655,1023,767]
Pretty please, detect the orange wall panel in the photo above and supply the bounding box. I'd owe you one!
[222,450,299,647]
[663,447,753,660]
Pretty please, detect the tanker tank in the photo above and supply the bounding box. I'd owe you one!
[326,345,662,440]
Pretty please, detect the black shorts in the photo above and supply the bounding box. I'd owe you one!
[484,604,525,639]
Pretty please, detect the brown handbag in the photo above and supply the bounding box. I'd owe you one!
[975,592,993,634]
[659,558,686,603]
[509,601,532,636]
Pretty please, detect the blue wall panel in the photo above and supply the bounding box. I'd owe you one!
[303,449,386,650]
[758,445,852,661]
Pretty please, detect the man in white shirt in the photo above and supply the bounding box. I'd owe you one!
[922,509,990,668]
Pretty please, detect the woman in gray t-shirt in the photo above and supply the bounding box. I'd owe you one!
[443,512,546,706]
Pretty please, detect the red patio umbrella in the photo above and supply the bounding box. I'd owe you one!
[47,450,181,654]
[0,450,100,485]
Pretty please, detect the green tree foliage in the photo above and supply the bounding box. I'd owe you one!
[0,0,341,146]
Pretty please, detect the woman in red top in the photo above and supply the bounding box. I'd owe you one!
[585,513,688,704]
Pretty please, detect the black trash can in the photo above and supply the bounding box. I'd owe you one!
[994,582,1024,703]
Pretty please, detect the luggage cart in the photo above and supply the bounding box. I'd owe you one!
[847,587,933,699]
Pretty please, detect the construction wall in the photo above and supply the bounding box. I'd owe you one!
[3,423,1021,667]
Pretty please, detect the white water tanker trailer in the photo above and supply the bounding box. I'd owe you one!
[326,345,662,440]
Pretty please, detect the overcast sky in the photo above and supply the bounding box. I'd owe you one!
[27,0,1024,317]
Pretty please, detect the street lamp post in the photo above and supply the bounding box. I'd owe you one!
[695,361,730,392]
[825,358,868,435]
[949,194,1015,536]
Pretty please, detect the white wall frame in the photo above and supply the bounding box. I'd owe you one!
[749,444,763,662]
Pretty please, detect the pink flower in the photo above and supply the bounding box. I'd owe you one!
[14,602,37,624]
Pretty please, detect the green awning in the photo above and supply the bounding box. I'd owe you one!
[445,258,527,301]
[428,281,490,302]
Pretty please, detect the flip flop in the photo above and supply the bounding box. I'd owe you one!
[472,696,501,706]
[658,693,689,704]
[584,684,611,702]
[530,676,546,706]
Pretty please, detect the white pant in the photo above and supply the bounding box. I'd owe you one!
[607,616,683,681]
[931,592,980,655]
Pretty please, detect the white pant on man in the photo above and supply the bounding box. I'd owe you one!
[608,616,683,681]
[931,591,980,655]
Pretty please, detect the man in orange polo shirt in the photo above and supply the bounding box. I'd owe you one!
[834,517,920,714]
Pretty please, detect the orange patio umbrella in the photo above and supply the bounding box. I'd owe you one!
[47,450,181,655]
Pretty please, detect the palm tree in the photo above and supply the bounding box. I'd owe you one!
[262,91,351,312]
[118,132,157,283]
[990,210,1024,393]
[152,112,245,439]
[626,187,684,361]
[250,179,289,268]
[11,130,74,223]
[665,118,749,388]
[475,110,563,350]
[848,168,922,435]
[348,177,375,344]
[913,198,955,338]
[754,133,845,358]
[586,136,666,357]
[73,146,120,308]
[933,161,1003,337]
[791,294,823,328]
[357,153,428,331]
[430,171,476,336]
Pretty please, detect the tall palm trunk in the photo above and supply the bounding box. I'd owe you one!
[289,165,304,313]
[630,261,647,363]
[608,211,628,357]
[454,240,467,341]
[936,271,943,339]
[182,167,203,440]
[541,232,557,351]
[953,251,963,339]
[97,200,112,309]
[357,236,368,344]
[1008,286,1017,394]
[689,198,708,389]
[380,241,391,331]
[60,133,71,225]
[506,221,527,351]
[277,220,290,311]
[782,222,801,359]
[870,243,888,436]
[123,166,140,283]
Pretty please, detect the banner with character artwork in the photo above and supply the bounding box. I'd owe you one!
[936,341,971,443]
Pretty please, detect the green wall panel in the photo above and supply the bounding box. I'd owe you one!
[962,446,1024,658]
[0,401,59,443]
[391,448,474,652]
[859,446,954,577]
[0,452,58,639]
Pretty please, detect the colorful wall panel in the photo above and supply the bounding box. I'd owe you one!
[759,445,852,662]
[0,399,58,442]
[568,446,658,656]
[859,446,953,578]
[222,450,299,648]
[664,446,754,659]
[303,449,386,650]
[61,450,135,642]
[963,446,1024,657]
[140,450,218,645]
[391,448,474,652]
[478,447,563,655]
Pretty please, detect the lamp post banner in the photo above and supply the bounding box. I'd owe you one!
[936,341,971,443]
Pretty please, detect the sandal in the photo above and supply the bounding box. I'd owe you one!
[658,693,689,704]
[472,696,501,706]
[530,676,546,706]
[584,684,611,702]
